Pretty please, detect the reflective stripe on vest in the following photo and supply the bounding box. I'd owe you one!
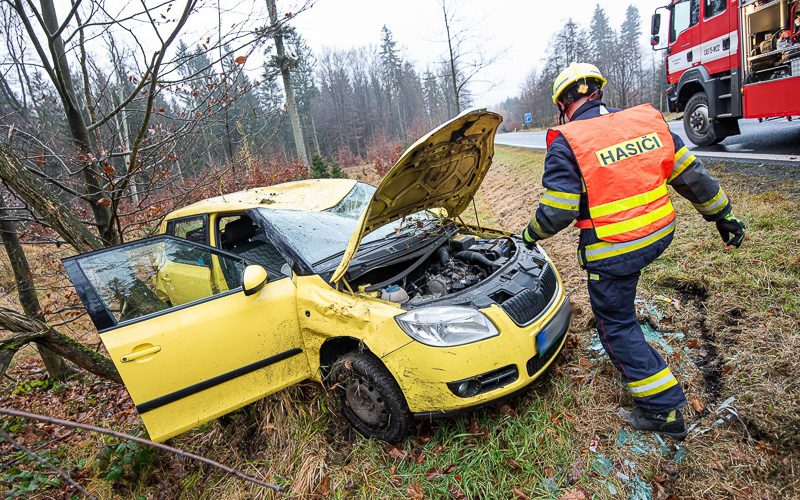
[583,220,675,262]
[547,104,676,243]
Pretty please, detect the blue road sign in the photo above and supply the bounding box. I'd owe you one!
[524,113,532,123]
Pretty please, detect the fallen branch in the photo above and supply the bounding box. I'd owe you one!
[0,430,74,473]
[0,307,121,383]
[0,428,95,499]
[0,408,284,493]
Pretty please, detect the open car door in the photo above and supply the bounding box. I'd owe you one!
[63,235,310,442]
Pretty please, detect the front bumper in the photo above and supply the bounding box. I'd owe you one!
[382,291,572,415]
[666,84,679,113]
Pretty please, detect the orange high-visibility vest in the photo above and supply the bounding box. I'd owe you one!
[546,104,676,243]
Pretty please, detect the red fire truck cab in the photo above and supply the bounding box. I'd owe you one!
[651,0,800,146]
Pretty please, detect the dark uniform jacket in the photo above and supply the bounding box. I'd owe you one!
[528,99,732,276]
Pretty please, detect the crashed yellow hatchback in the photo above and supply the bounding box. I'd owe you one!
[63,109,572,443]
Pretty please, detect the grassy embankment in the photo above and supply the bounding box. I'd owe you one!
[1,146,798,498]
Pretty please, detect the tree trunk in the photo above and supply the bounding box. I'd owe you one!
[0,307,121,384]
[441,1,460,115]
[38,0,117,245]
[267,0,309,167]
[0,194,77,380]
[0,143,105,253]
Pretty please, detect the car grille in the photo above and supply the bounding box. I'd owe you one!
[475,364,518,393]
[526,332,565,377]
[499,264,558,325]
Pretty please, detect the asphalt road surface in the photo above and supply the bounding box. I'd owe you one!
[495,118,800,167]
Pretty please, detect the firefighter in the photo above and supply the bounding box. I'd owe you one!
[523,62,745,439]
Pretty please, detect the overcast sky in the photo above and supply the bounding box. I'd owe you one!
[288,0,669,108]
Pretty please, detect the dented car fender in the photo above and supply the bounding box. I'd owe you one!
[295,275,413,382]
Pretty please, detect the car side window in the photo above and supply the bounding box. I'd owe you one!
[74,237,245,325]
[704,0,725,19]
[167,216,208,244]
[671,0,699,43]
[218,215,287,276]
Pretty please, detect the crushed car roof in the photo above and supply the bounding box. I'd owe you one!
[166,178,360,219]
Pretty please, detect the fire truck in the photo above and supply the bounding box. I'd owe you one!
[650,0,800,146]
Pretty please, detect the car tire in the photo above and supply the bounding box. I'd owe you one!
[330,352,411,443]
[683,92,725,146]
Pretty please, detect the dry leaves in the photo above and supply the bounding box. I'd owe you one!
[448,483,468,499]
[406,482,424,499]
[560,484,589,500]
[512,487,529,499]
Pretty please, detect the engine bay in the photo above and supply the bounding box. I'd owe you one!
[346,226,556,321]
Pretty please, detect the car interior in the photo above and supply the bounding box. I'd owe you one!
[219,215,288,276]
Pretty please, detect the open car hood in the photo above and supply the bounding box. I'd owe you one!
[331,109,502,283]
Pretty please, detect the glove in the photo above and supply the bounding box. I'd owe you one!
[716,212,745,248]
[522,225,538,250]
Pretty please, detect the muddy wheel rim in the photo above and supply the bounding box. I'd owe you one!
[344,376,388,429]
[689,104,710,135]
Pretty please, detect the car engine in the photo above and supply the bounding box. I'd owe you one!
[357,235,515,304]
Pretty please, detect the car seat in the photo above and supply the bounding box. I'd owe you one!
[222,217,287,273]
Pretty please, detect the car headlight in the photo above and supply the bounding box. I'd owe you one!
[395,306,499,347]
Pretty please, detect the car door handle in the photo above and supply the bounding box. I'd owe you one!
[121,345,161,363]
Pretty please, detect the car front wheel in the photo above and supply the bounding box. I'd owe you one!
[330,352,411,443]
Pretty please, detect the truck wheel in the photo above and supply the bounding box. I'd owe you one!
[683,92,725,146]
[330,352,411,443]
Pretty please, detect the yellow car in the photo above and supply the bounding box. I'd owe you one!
[63,109,572,443]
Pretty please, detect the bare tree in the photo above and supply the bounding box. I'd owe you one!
[437,0,504,115]
[0,0,310,381]
[266,0,309,167]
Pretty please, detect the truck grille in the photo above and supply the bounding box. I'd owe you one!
[526,332,564,377]
[499,265,558,325]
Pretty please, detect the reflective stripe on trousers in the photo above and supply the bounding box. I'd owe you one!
[586,270,687,411]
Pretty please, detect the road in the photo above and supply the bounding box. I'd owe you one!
[495,118,800,167]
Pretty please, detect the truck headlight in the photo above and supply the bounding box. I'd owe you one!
[395,307,499,347]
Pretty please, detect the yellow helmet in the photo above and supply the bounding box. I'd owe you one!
[552,62,607,104]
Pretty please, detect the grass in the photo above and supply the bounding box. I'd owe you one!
[1,147,799,498]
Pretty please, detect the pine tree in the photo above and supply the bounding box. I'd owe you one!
[615,4,644,108]
[589,5,615,79]
[380,26,405,138]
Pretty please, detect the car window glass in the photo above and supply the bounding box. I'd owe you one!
[76,238,245,325]
[218,214,288,275]
[254,208,435,267]
[169,216,207,244]
[671,0,698,43]
[327,182,375,219]
[704,0,725,19]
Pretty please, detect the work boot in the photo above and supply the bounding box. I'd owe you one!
[617,407,688,440]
